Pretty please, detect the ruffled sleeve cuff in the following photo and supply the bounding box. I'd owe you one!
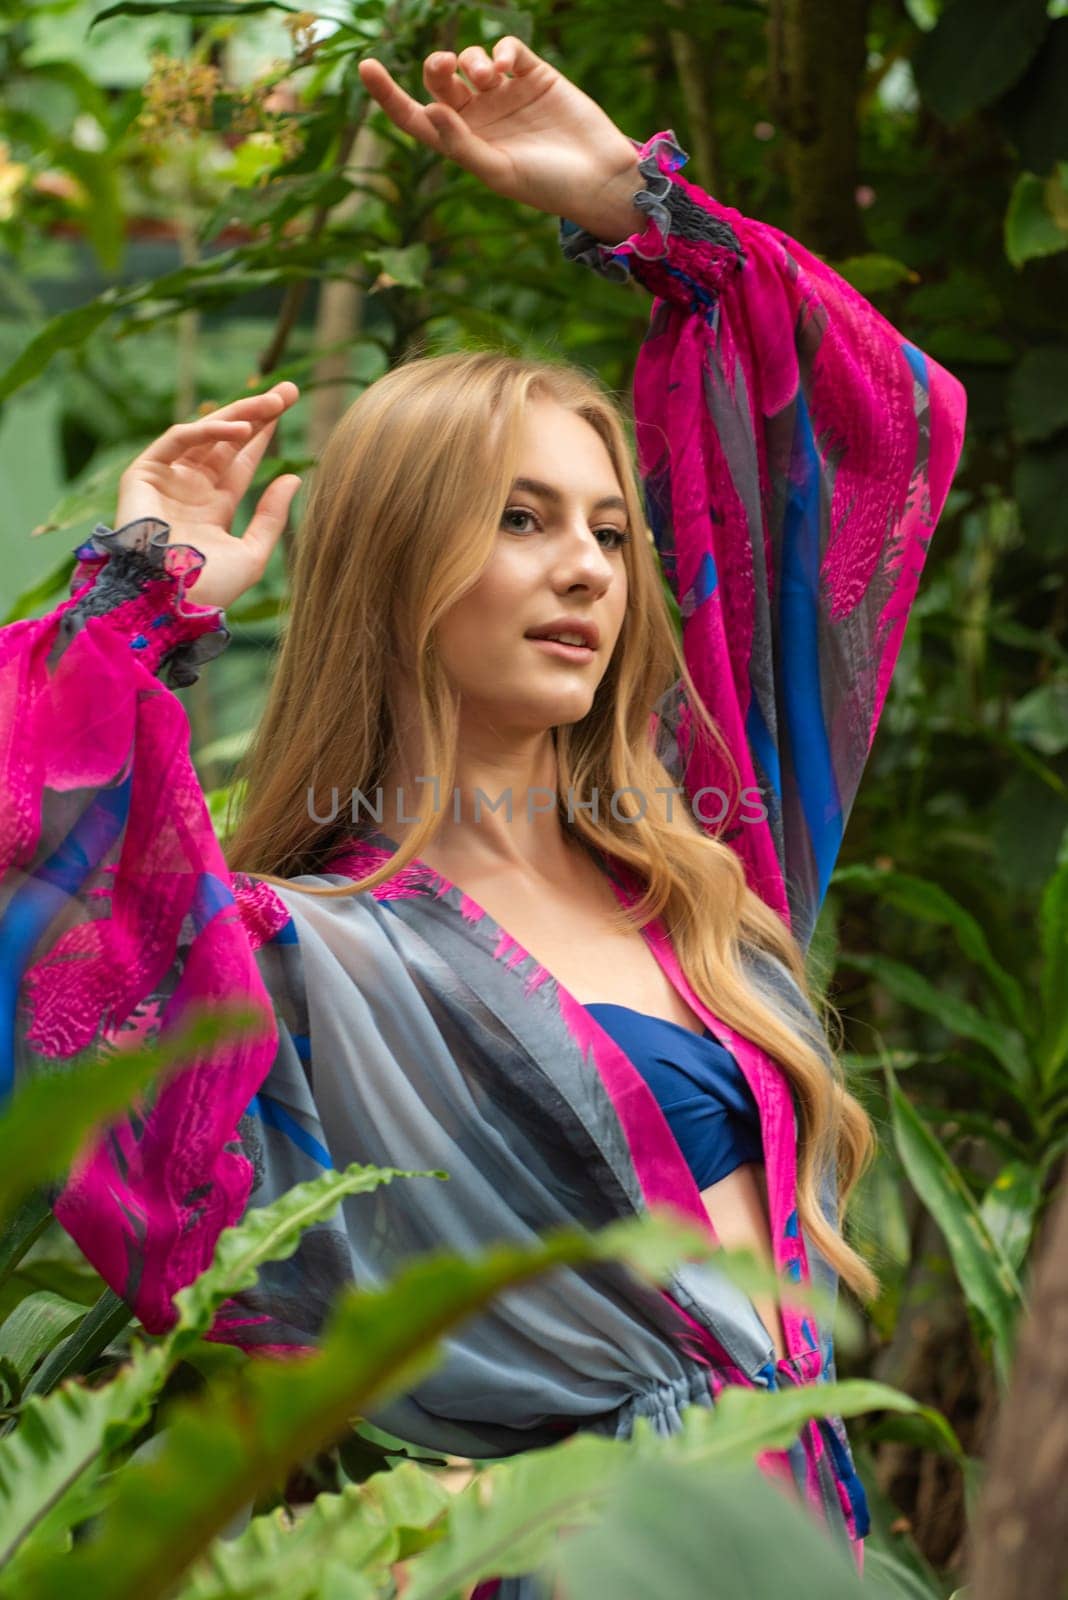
[559,130,747,314]
[61,517,231,688]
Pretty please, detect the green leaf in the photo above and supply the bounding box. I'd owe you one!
[0,293,121,403]
[551,1460,866,1600]
[193,730,253,769]
[11,1217,707,1600]
[398,1432,637,1599]
[1008,345,1068,442]
[366,244,431,291]
[200,173,355,240]
[0,1193,54,1290]
[914,0,1050,123]
[839,951,1033,1089]
[165,1163,437,1357]
[830,255,919,294]
[886,1067,1023,1384]
[1,552,77,625]
[979,1160,1042,1271]
[204,780,245,840]
[0,1359,21,1409]
[998,17,1068,176]
[19,1291,132,1403]
[404,1380,921,1600]
[863,1408,967,1463]
[657,1378,928,1466]
[919,327,1013,366]
[988,616,1068,665]
[860,1547,944,1599]
[1009,679,1068,755]
[0,1341,170,1569]
[0,1006,261,1226]
[832,865,1029,1032]
[90,0,299,23]
[52,144,123,277]
[29,440,150,541]
[1037,826,1068,1080]
[1006,170,1068,268]
[0,1293,87,1385]
[1016,438,1068,556]
[174,1464,451,1600]
[226,592,289,624]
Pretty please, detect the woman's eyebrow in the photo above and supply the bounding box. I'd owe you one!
[510,476,628,514]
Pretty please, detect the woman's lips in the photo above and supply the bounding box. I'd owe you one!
[527,637,596,662]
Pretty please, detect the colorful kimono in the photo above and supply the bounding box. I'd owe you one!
[0,130,966,1588]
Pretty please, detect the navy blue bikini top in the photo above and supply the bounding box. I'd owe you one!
[585,1003,763,1189]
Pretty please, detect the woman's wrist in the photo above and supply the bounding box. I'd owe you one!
[567,155,645,245]
[559,130,746,300]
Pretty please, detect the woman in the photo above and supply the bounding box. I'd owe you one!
[0,35,966,1586]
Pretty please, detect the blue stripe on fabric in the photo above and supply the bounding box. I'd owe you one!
[693,550,718,606]
[780,391,842,910]
[818,1417,871,1539]
[190,872,234,936]
[290,1032,311,1063]
[745,690,781,804]
[901,341,929,391]
[0,774,133,1102]
[246,1091,332,1168]
[268,917,299,945]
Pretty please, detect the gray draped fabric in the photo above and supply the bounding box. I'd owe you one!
[225,868,860,1600]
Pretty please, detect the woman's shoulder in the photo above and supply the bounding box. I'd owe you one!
[230,848,389,957]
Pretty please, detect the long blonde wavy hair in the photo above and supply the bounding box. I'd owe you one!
[226,348,878,1302]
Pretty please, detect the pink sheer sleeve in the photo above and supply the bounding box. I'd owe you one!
[562,133,968,951]
[0,519,283,1334]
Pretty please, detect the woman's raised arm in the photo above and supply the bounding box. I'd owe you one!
[0,387,312,1338]
[558,131,967,951]
[358,39,967,949]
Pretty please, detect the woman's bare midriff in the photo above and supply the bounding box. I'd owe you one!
[411,834,790,1364]
[698,1161,787,1360]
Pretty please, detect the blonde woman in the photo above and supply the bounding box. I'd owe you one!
[0,35,966,1589]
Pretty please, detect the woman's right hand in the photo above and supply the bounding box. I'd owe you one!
[113,380,302,611]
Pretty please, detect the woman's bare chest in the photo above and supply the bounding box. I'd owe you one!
[440,858,706,1035]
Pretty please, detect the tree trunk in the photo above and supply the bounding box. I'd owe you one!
[663,0,719,193]
[306,120,393,456]
[968,1171,1068,1600]
[774,0,869,257]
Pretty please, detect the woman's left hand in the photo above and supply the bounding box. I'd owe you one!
[357,39,644,244]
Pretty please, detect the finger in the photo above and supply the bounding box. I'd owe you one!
[455,44,500,92]
[358,57,446,151]
[421,101,510,186]
[216,412,285,496]
[241,473,302,572]
[139,380,298,470]
[192,380,299,430]
[139,418,253,469]
[491,36,543,77]
[422,50,472,112]
[172,382,300,469]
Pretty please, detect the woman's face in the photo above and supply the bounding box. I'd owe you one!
[433,397,631,738]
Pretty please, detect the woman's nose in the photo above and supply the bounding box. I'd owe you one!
[554,525,615,588]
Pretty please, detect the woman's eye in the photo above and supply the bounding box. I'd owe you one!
[501,508,631,550]
[501,507,538,533]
